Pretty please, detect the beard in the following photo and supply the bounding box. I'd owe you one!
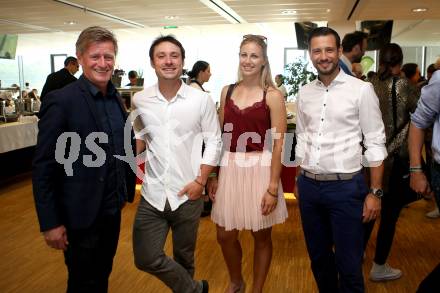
[315,60,339,76]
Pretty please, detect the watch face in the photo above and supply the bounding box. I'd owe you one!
[376,189,383,197]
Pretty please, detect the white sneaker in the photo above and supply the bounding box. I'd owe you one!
[426,208,440,218]
[369,262,402,281]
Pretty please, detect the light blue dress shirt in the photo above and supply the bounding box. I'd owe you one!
[411,70,440,163]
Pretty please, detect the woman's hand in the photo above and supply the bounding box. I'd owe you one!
[207,177,218,202]
[261,190,278,215]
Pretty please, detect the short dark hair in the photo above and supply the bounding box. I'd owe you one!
[128,70,138,79]
[427,63,437,74]
[342,31,368,53]
[64,56,77,67]
[401,63,418,79]
[149,35,185,61]
[308,27,341,49]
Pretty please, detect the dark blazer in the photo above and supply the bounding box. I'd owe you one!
[40,68,77,100]
[33,76,136,232]
[339,60,353,76]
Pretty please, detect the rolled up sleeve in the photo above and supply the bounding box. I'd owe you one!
[359,83,387,166]
[201,95,222,166]
[411,75,440,129]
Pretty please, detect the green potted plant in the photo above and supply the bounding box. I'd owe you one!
[284,58,316,99]
[136,69,144,86]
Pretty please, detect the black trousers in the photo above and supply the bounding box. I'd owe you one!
[64,212,121,293]
[364,156,419,264]
[417,263,440,293]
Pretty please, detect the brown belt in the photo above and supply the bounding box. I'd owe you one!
[301,170,361,181]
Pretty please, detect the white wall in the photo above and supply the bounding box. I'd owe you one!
[9,22,298,101]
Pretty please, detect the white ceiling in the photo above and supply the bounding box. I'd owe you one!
[0,0,439,44]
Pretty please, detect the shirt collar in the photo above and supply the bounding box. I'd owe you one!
[144,81,187,102]
[315,67,347,87]
[80,75,116,97]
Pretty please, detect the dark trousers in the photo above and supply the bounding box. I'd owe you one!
[417,263,440,292]
[64,212,121,293]
[364,156,420,264]
[297,173,367,293]
[133,197,203,293]
[432,162,440,210]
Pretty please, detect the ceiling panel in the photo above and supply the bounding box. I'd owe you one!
[0,0,439,35]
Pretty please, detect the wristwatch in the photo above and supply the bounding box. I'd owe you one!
[369,188,384,198]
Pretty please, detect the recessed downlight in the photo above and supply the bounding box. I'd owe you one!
[281,9,297,15]
[64,20,77,25]
[412,8,428,12]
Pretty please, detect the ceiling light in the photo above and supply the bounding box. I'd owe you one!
[281,9,297,15]
[199,0,246,24]
[326,9,331,13]
[64,20,77,25]
[164,16,179,20]
[412,8,428,12]
[53,0,144,28]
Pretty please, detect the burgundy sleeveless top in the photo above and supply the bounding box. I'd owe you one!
[223,84,271,152]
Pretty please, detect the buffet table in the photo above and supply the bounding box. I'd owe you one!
[0,118,38,154]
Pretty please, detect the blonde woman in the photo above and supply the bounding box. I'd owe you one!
[208,35,288,293]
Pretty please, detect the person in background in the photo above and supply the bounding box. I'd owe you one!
[352,63,364,79]
[339,31,368,76]
[25,82,30,93]
[409,68,440,293]
[126,70,138,86]
[27,90,41,112]
[275,74,288,100]
[40,56,79,100]
[364,43,420,282]
[401,63,422,87]
[132,35,221,293]
[187,60,213,217]
[187,60,211,92]
[367,71,377,81]
[295,27,386,293]
[209,34,288,293]
[33,26,136,292]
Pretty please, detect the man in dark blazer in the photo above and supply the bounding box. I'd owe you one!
[339,31,368,76]
[33,26,136,293]
[40,56,79,100]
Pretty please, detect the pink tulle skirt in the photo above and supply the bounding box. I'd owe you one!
[211,151,288,231]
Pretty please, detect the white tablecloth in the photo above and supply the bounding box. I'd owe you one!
[0,118,38,153]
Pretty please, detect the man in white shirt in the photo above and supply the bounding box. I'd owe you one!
[294,27,387,293]
[131,35,221,293]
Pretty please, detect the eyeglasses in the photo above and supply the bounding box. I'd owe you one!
[243,34,267,43]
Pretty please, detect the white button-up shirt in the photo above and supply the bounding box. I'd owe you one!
[295,69,387,174]
[132,82,222,211]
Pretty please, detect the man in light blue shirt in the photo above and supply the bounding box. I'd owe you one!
[409,69,440,292]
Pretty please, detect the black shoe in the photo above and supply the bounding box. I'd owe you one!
[201,280,209,293]
[200,210,211,217]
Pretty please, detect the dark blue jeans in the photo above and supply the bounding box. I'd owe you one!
[297,173,368,293]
